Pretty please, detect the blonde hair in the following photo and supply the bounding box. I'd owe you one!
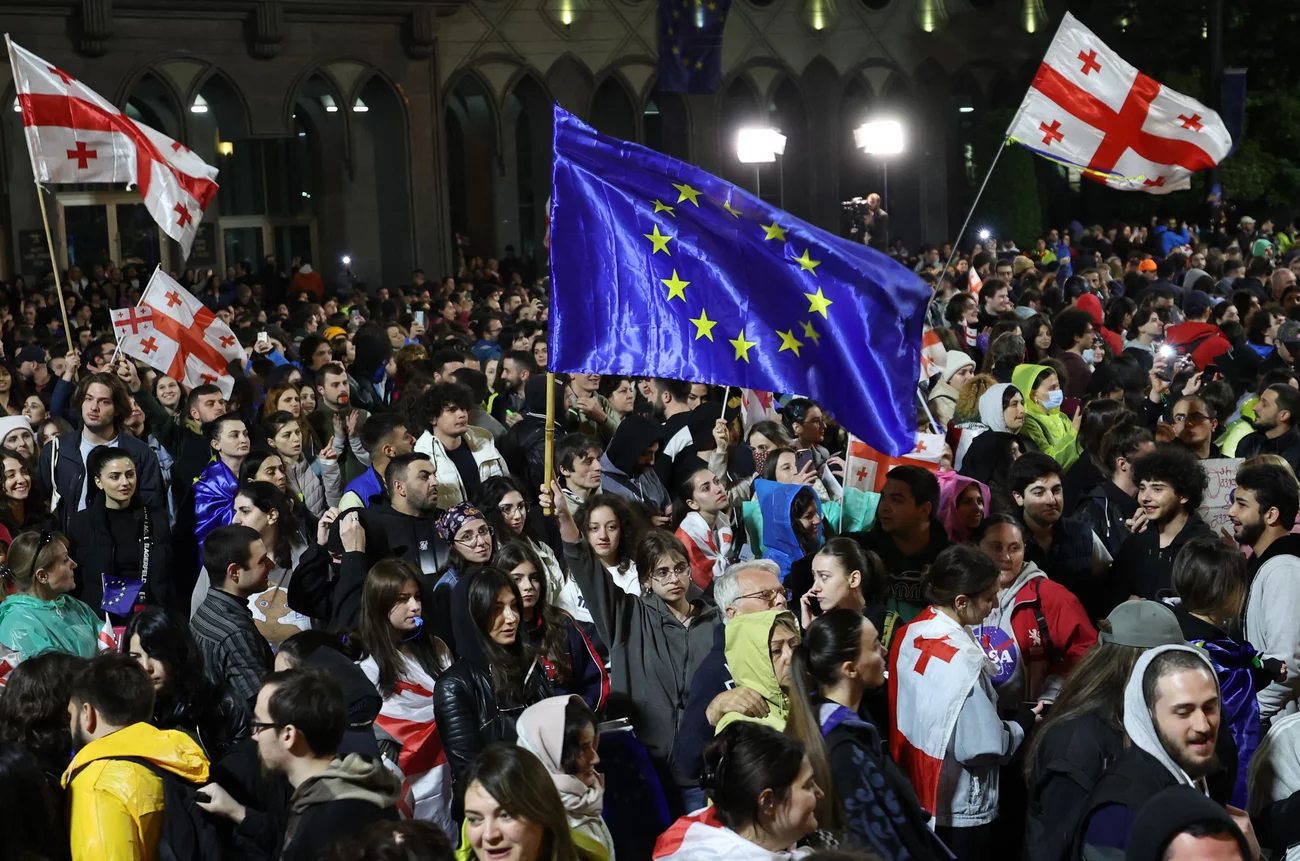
[955,373,998,424]
[2,531,68,594]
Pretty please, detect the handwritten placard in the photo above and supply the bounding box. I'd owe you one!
[1197,457,1241,544]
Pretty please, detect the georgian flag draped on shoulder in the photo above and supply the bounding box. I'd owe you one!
[6,36,218,257]
[114,269,246,398]
[1006,12,1232,193]
[888,606,990,821]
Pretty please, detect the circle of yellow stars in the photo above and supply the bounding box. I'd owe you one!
[668,0,722,71]
[639,181,837,365]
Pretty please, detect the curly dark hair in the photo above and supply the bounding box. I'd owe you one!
[0,651,83,775]
[406,382,474,437]
[1131,445,1209,511]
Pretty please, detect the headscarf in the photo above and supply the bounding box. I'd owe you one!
[978,383,1015,432]
[434,502,484,543]
[936,471,990,544]
[516,695,613,853]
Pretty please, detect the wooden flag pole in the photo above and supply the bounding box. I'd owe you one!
[542,371,556,515]
[33,183,74,354]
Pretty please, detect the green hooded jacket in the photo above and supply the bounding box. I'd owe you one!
[1013,363,1081,469]
[715,608,798,735]
[0,592,101,660]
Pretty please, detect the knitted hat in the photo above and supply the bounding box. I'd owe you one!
[1012,255,1037,277]
[0,415,32,445]
[942,351,975,383]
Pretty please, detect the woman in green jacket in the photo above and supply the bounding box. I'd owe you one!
[1012,363,1082,469]
[0,530,101,660]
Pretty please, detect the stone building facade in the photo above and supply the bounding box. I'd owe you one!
[0,0,1050,288]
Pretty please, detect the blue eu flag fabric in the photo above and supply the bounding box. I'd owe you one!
[658,0,730,94]
[547,105,930,457]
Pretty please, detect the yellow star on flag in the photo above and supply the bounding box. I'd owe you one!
[644,224,673,255]
[671,44,680,53]
[653,199,676,217]
[793,248,821,273]
[776,328,805,358]
[730,329,758,363]
[673,182,702,206]
[805,286,833,318]
[801,319,821,346]
[761,222,786,242]
[662,270,690,301]
[722,199,742,218]
[689,308,718,341]
[695,60,704,70]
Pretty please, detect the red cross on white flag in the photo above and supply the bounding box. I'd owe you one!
[5,36,219,257]
[844,432,944,494]
[116,269,247,398]
[1005,13,1232,194]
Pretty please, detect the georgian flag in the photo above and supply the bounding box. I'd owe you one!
[97,618,119,653]
[845,432,943,495]
[1007,13,1232,193]
[887,606,990,821]
[6,36,219,257]
[920,328,947,382]
[739,388,780,433]
[116,269,246,398]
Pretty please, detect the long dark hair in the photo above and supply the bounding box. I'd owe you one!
[0,741,66,861]
[124,607,220,728]
[466,567,535,706]
[922,544,1000,607]
[494,539,571,683]
[575,492,644,572]
[813,538,886,604]
[460,745,582,861]
[476,475,546,546]
[784,608,868,834]
[235,480,300,568]
[358,559,445,697]
[1022,628,1144,781]
[701,722,809,833]
[0,446,48,522]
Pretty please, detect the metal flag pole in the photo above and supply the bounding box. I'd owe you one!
[939,136,1009,287]
[33,183,75,354]
[720,385,730,421]
[916,386,942,435]
[542,371,556,515]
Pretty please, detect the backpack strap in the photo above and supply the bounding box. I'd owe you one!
[1031,578,1063,666]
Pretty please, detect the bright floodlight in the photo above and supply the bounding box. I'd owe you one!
[978,229,991,240]
[737,127,787,164]
[854,120,904,155]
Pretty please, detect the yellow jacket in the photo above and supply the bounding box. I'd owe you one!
[62,722,210,861]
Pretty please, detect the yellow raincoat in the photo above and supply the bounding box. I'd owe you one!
[62,722,210,861]
[714,609,798,735]
[1013,363,1081,469]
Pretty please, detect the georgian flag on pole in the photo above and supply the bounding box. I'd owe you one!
[1006,13,1233,194]
[115,269,246,398]
[6,36,219,257]
[845,432,943,495]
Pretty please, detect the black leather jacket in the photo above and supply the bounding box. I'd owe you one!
[156,682,252,764]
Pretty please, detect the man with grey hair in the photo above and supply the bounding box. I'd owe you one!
[671,558,789,806]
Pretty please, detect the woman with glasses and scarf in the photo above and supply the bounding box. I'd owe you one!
[541,480,723,794]
[67,447,174,620]
[429,502,495,654]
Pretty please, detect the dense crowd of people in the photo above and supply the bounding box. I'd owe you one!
[0,211,1297,861]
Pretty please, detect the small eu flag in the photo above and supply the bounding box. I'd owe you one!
[658,0,730,94]
[547,105,930,457]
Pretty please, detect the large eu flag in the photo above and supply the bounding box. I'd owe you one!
[658,0,730,94]
[547,105,930,457]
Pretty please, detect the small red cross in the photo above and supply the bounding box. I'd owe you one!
[199,373,218,384]
[48,65,76,86]
[219,334,235,348]
[913,635,959,674]
[913,439,928,453]
[116,307,152,334]
[164,291,183,308]
[172,204,193,229]
[66,141,97,169]
[1143,176,1166,187]
[139,336,159,355]
[856,466,868,483]
[1040,120,1064,146]
[1178,113,1203,132]
[1078,49,1101,76]
[170,141,190,154]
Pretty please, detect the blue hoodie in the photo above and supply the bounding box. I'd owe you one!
[754,479,822,581]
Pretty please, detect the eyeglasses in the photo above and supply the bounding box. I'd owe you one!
[1173,412,1211,426]
[498,502,530,518]
[650,562,690,583]
[735,587,791,607]
[455,525,495,546]
[249,721,284,735]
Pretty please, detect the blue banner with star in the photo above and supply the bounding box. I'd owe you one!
[547,105,929,457]
[658,0,730,94]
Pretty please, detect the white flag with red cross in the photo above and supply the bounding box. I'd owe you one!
[6,36,218,257]
[117,269,246,398]
[845,432,944,494]
[1006,13,1232,193]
